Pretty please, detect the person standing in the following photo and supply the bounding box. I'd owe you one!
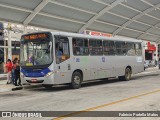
[159,58,160,69]
[14,60,21,86]
[11,58,18,84]
[5,59,12,84]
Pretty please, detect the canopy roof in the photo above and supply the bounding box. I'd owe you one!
[0,0,160,42]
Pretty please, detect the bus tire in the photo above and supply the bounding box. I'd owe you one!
[119,68,132,81]
[70,71,82,89]
[42,85,53,89]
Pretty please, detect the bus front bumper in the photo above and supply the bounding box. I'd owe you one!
[21,75,54,85]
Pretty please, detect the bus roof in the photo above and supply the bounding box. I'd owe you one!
[22,31,142,43]
[51,32,143,43]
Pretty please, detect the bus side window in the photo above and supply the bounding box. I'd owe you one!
[55,36,70,64]
[72,38,89,56]
[135,43,142,56]
[89,39,103,55]
[115,42,126,55]
[103,41,115,55]
[126,42,136,56]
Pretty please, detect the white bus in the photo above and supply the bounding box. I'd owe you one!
[20,32,144,89]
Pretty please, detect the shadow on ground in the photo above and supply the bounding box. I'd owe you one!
[26,78,132,92]
[15,72,160,93]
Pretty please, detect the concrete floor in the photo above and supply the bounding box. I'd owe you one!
[0,69,160,120]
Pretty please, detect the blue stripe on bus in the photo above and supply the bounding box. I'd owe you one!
[21,68,51,77]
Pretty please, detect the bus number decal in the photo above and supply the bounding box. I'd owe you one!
[136,57,142,63]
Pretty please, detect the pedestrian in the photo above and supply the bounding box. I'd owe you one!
[159,58,160,69]
[5,59,12,84]
[11,58,18,84]
[14,59,21,86]
[155,59,157,67]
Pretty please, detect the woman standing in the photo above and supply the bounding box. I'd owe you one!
[5,59,12,84]
[14,59,21,86]
[11,58,18,84]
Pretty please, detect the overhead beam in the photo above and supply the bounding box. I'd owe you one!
[50,1,97,15]
[39,12,86,24]
[107,11,160,31]
[0,3,32,13]
[1,0,160,31]
[78,0,124,33]
[95,20,160,38]
[0,0,160,40]
[141,0,160,11]
[23,0,50,25]
[92,0,110,6]
[137,22,160,39]
[112,0,160,36]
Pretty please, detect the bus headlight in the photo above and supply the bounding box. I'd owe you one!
[45,71,54,77]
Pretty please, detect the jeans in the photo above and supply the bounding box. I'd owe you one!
[11,69,15,84]
[7,71,11,83]
[14,70,21,85]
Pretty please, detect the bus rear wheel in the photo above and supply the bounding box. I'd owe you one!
[70,72,82,89]
[119,68,132,81]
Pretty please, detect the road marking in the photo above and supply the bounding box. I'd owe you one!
[54,89,160,120]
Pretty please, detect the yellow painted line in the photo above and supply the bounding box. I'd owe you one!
[54,89,160,120]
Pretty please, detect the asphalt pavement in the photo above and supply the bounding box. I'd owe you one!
[0,67,160,120]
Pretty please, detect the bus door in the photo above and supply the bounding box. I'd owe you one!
[54,36,71,84]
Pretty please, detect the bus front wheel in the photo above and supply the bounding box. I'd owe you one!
[119,68,132,81]
[70,72,82,89]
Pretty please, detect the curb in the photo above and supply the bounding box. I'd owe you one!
[0,77,7,80]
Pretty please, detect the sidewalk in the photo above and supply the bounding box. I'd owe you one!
[0,79,23,93]
[143,66,159,73]
[0,74,7,80]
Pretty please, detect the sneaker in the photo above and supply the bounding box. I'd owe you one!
[6,82,11,84]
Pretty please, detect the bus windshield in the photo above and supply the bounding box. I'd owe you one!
[20,41,53,67]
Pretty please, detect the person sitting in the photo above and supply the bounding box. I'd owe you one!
[56,48,63,63]
[11,58,18,84]
[14,60,21,86]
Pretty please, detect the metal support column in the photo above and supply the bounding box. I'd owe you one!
[23,26,27,34]
[4,40,7,63]
[155,43,159,67]
[155,43,158,62]
[8,30,12,60]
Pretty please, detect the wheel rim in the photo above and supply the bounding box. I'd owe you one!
[74,76,81,85]
[126,69,131,80]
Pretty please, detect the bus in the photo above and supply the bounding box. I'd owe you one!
[20,32,144,89]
